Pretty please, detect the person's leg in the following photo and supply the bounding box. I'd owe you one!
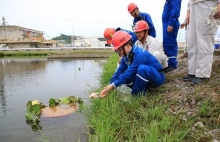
[190,1,217,85]
[195,1,216,78]
[163,23,179,69]
[131,65,165,95]
[183,3,197,80]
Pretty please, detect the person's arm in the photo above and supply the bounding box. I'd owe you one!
[167,0,181,33]
[185,1,190,25]
[180,9,190,29]
[110,57,127,84]
[141,13,154,31]
[100,57,127,97]
[214,2,220,19]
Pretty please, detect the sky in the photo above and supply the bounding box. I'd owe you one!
[1,0,191,42]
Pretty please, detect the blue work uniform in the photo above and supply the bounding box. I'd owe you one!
[133,12,156,38]
[110,45,165,95]
[116,28,138,44]
[162,0,182,68]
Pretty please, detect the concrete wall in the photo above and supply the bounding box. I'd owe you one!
[5,43,38,48]
[0,26,22,40]
[0,25,44,41]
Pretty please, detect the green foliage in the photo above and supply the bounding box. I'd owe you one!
[86,54,220,142]
[100,53,118,85]
[76,97,83,104]
[58,97,71,104]
[0,52,4,57]
[25,96,84,131]
[25,101,44,123]
[68,96,76,102]
[52,34,75,44]
[55,96,83,106]
[49,98,58,107]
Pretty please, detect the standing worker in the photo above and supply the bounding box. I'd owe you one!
[133,20,168,69]
[100,31,165,97]
[128,3,156,38]
[162,0,182,73]
[182,0,220,85]
[180,0,191,59]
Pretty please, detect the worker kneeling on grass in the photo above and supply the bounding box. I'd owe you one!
[100,31,166,97]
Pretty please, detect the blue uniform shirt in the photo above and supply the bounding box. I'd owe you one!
[162,0,181,26]
[110,45,163,87]
[133,12,156,38]
[116,28,138,44]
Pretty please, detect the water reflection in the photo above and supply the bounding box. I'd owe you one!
[0,57,105,142]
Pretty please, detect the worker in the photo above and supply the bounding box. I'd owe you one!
[162,0,182,73]
[133,20,168,69]
[115,27,138,44]
[103,28,115,47]
[128,2,156,38]
[180,0,191,59]
[183,0,220,85]
[103,27,137,44]
[100,31,165,97]
[103,27,138,65]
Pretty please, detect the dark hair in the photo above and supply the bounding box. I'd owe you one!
[116,27,121,32]
[126,39,133,46]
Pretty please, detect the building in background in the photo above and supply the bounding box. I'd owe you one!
[0,17,56,49]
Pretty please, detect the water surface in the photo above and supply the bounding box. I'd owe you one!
[0,57,105,142]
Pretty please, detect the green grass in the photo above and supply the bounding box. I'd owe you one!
[0,49,113,57]
[86,53,220,142]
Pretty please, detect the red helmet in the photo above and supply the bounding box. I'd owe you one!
[133,20,149,32]
[128,3,137,13]
[111,31,132,50]
[103,28,116,40]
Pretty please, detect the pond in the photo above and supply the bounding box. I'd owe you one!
[0,57,106,142]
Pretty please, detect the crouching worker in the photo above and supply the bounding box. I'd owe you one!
[133,20,168,69]
[100,31,166,97]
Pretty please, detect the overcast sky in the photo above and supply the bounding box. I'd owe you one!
[1,0,195,42]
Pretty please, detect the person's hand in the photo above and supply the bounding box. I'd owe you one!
[214,3,220,19]
[100,84,114,98]
[167,26,173,33]
[180,23,185,29]
[185,17,190,25]
[185,10,190,25]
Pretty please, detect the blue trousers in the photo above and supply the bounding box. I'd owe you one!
[126,65,165,95]
[163,23,179,68]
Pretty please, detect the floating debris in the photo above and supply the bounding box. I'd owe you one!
[41,103,77,117]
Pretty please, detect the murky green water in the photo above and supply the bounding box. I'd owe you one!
[0,57,106,142]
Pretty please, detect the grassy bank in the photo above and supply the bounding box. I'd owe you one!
[87,53,220,141]
[0,49,113,57]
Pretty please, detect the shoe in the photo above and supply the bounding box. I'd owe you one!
[182,74,195,81]
[191,77,206,85]
[164,67,176,73]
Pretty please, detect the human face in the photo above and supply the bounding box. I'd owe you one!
[115,46,124,56]
[135,31,145,41]
[130,9,137,18]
